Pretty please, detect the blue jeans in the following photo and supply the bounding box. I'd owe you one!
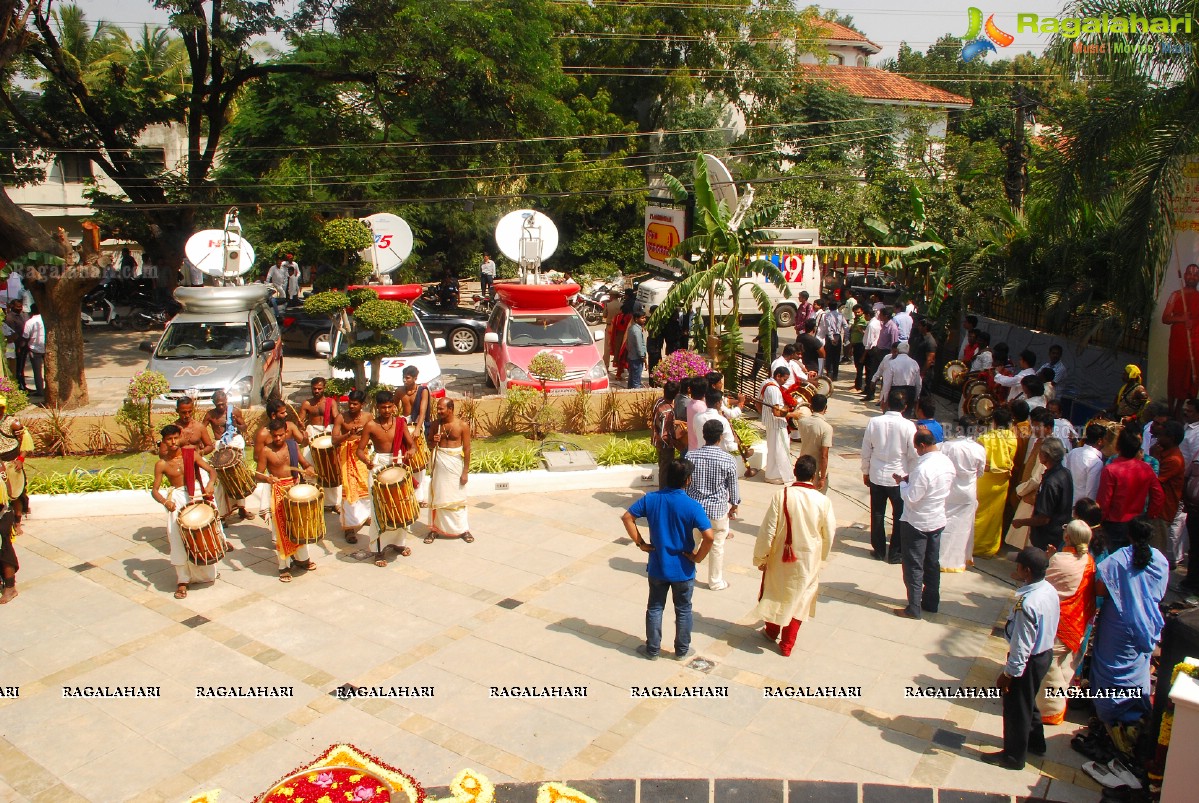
[627,359,645,388]
[646,577,694,656]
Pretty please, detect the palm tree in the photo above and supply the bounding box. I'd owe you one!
[648,154,789,390]
[48,3,125,89]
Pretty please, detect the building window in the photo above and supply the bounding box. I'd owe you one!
[829,53,844,65]
[133,147,167,174]
[857,56,867,67]
[57,154,92,183]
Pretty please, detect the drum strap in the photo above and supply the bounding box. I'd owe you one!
[182,447,197,497]
[391,420,404,459]
[322,397,334,427]
[286,439,300,481]
[409,386,428,428]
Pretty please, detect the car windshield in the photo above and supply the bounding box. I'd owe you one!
[507,313,591,347]
[155,322,250,359]
[338,322,430,356]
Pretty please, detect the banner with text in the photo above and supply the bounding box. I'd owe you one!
[644,206,686,270]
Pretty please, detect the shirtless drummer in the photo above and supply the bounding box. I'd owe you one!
[254,399,307,462]
[204,389,254,521]
[151,424,218,599]
[332,390,371,544]
[356,390,414,566]
[299,376,341,511]
[254,419,318,583]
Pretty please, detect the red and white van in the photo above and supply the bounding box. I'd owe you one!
[483,283,608,394]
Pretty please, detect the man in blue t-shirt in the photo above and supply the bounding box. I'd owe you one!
[622,459,715,660]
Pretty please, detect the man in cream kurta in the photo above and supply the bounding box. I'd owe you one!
[754,454,837,656]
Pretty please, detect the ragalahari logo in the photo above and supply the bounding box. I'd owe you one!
[961,7,1015,62]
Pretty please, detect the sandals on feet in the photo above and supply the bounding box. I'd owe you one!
[278,570,292,583]
[462,532,475,543]
[291,559,316,572]
[398,546,412,557]
[174,583,188,598]
[423,533,436,544]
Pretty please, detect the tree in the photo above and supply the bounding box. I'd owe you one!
[304,286,413,392]
[649,155,787,390]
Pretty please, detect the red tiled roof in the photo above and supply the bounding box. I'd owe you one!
[799,65,973,108]
[813,20,881,53]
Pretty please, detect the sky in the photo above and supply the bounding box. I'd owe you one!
[80,0,1073,63]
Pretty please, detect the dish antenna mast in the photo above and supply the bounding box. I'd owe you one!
[358,213,414,282]
[495,210,559,284]
[701,153,753,231]
[184,207,256,285]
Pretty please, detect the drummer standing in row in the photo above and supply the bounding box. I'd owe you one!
[176,397,214,456]
[399,365,432,506]
[333,390,372,544]
[428,398,473,543]
[204,390,254,521]
[255,399,307,461]
[152,424,218,599]
[299,377,341,511]
[357,390,415,565]
[255,419,318,582]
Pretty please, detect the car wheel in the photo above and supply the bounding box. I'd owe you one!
[448,327,478,354]
[774,304,796,328]
[309,330,330,357]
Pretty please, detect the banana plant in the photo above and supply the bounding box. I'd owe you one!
[647,155,787,392]
[863,184,948,312]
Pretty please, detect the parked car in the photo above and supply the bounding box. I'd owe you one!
[279,303,333,356]
[483,283,608,393]
[412,299,488,355]
[142,285,283,409]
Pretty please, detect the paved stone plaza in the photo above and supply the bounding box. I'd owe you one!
[0,393,1102,802]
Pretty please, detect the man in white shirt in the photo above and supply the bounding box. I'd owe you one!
[1182,399,1199,464]
[894,428,956,619]
[994,349,1037,401]
[860,392,917,563]
[970,331,994,371]
[770,344,797,383]
[1063,422,1106,504]
[692,388,738,455]
[22,305,45,396]
[893,305,914,342]
[281,254,300,300]
[1020,377,1046,411]
[1141,402,1169,456]
[265,259,289,313]
[1038,345,1067,387]
[862,308,881,353]
[881,342,922,418]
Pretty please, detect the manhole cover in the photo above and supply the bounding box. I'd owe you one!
[350,549,375,561]
[687,657,714,673]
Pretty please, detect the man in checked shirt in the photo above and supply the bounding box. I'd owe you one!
[686,419,741,592]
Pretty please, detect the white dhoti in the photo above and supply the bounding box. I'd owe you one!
[429,446,469,537]
[763,415,791,484]
[367,454,408,552]
[262,480,311,571]
[305,425,342,508]
[939,494,978,572]
[165,487,218,585]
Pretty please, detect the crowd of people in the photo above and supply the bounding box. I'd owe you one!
[144,370,472,600]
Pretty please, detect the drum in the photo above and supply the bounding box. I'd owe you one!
[309,435,341,488]
[210,446,256,500]
[969,392,998,422]
[284,482,326,544]
[2,460,25,501]
[178,501,225,566]
[406,425,430,472]
[814,375,834,398]
[372,465,418,532]
[794,384,816,406]
[962,376,989,400]
[943,360,969,386]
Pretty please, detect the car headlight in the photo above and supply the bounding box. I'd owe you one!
[589,361,606,380]
[505,362,528,381]
[427,378,445,393]
[229,377,252,407]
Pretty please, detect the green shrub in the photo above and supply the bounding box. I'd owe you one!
[595,437,656,466]
[28,468,155,494]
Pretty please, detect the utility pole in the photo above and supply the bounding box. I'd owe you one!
[1002,83,1036,211]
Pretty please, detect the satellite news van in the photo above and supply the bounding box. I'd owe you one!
[636,228,821,328]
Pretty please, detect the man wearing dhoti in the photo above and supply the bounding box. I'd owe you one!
[974,407,1018,557]
[254,420,319,582]
[754,455,836,656]
[357,390,416,565]
[204,389,254,521]
[938,418,987,571]
[333,390,371,544]
[152,424,219,599]
[761,366,803,485]
[428,397,473,542]
[399,365,433,506]
[300,376,341,510]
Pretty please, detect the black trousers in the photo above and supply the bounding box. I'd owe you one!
[864,347,886,398]
[825,340,842,380]
[657,445,674,491]
[852,342,866,388]
[900,521,941,617]
[1003,649,1051,764]
[869,482,904,558]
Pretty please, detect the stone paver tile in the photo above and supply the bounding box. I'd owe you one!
[938,753,1046,797]
[10,706,131,775]
[630,707,737,764]
[1041,777,1105,803]
[201,740,315,801]
[149,705,262,765]
[283,702,400,753]
[591,744,708,779]
[29,784,92,803]
[720,729,819,779]
[60,738,183,801]
[836,715,933,782]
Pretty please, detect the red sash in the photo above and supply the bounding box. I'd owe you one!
[182,447,196,497]
[322,397,334,427]
[390,420,405,459]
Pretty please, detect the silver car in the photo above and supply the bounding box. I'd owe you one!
[142,286,284,409]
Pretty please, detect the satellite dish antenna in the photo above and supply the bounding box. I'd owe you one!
[185,209,255,283]
[358,212,414,278]
[702,154,739,216]
[495,210,559,284]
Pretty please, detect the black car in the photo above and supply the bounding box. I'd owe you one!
[278,299,487,356]
[412,299,488,354]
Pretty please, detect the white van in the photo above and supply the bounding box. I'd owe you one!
[636,228,822,328]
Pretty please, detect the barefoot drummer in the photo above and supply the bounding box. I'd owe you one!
[332,390,371,545]
[151,424,219,599]
[299,376,341,511]
[398,365,431,505]
[255,419,319,583]
[204,389,254,521]
[357,390,415,566]
[428,398,473,544]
